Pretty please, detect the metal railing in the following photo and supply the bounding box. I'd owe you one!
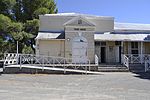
[4,53,18,65]
[125,54,150,64]
[3,53,92,71]
[122,54,129,69]
[123,54,150,72]
[145,60,150,72]
[95,55,99,65]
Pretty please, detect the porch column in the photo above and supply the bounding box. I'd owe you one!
[121,41,124,64]
[140,41,143,64]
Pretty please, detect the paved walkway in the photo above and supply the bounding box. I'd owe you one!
[0,72,150,100]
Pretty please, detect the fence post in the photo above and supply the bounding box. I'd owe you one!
[131,55,133,63]
[42,56,44,71]
[31,55,33,65]
[20,55,22,69]
[53,58,55,68]
[89,60,90,71]
[145,61,147,72]
[64,66,66,74]
[85,66,87,75]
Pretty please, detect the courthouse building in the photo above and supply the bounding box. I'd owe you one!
[36,13,150,65]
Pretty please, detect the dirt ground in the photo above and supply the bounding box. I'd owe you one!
[0,72,150,100]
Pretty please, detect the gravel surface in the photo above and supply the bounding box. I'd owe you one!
[0,72,150,100]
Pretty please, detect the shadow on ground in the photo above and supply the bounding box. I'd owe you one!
[133,71,150,80]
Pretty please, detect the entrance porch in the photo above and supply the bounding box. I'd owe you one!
[95,41,150,72]
[95,41,122,64]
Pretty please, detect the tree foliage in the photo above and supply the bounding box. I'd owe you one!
[0,0,16,18]
[0,0,57,57]
[24,19,39,35]
[0,14,12,33]
[13,0,57,22]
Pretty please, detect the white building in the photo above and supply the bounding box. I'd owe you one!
[36,13,150,68]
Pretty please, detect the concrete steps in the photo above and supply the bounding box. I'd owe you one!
[98,64,129,72]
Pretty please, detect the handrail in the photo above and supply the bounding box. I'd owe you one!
[124,54,150,64]
[145,60,150,72]
[4,53,91,66]
[95,55,99,65]
[3,53,95,74]
[122,54,129,69]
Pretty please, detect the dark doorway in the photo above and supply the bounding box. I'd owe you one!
[101,47,106,63]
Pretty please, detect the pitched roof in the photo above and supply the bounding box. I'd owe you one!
[63,16,95,26]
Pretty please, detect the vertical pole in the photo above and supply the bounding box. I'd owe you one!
[64,66,66,74]
[42,56,44,71]
[141,42,143,64]
[17,41,18,55]
[89,60,90,71]
[20,55,22,69]
[145,61,147,72]
[86,66,87,75]
[17,41,19,64]
[121,41,124,64]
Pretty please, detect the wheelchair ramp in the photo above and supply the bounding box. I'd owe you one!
[4,65,101,74]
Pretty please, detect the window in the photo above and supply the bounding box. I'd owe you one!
[115,41,121,46]
[131,42,138,54]
[95,42,106,46]
[78,20,82,24]
[95,41,100,46]
[131,42,138,49]
[101,42,106,46]
[109,46,113,52]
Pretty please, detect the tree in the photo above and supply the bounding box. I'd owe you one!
[0,0,57,58]
[24,19,39,36]
[0,14,33,53]
[0,0,16,19]
[0,14,12,34]
[13,0,57,22]
[22,45,33,54]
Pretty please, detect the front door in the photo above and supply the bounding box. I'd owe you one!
[72,36,88,64]
[115,46,121,63]
[101,47,106,63]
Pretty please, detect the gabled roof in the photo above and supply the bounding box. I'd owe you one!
[63,16,95,26]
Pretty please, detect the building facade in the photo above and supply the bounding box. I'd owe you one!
[36,13,150,66]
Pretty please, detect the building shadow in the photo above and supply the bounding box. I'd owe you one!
[133,71,150,80]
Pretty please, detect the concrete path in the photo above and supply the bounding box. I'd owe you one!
[0,72,150,100]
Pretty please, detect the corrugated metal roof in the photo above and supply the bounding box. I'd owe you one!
[42,13,114,20]
[94,33,150,41]
[36,31,150,41]
[115,22,150,31]
[35,32,64,40]
[112,31,150,34]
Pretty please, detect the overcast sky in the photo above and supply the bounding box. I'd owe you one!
[56,0,150,24]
